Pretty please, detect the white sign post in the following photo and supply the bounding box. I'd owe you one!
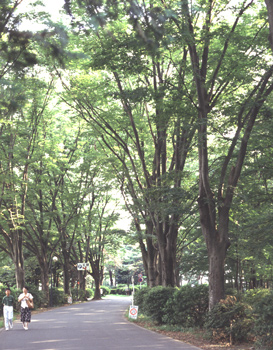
[138,273,143,289]
[131,275,135,306]
[129,305,139,320]
[129,275,138,319]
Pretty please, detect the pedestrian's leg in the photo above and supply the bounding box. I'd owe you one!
[24,308,30,330]
[21,307,26,329]
[4,306,9,330]
[8,306,13,329]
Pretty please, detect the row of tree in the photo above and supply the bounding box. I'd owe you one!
[0,0,273,309]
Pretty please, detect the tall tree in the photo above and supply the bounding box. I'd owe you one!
[63,0,273,307]
[0,73,52,288]
[180,0,273,308]
[62,0,197,287]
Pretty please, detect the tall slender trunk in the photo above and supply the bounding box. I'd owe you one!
[93,277,101,300]
[199,198,230,309]
[109,270,113,286]
[62,249,71,295]
[79,270,86,290]
[145,221,158,287]
[157,225,178,287]
[39,257,49,302]
[91,260,101,300]
[265,0,273,52]
[135,218,158,287]
[13,229,25,289]
[206,231,229,307]
[14,264,25,290]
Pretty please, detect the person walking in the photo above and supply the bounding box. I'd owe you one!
[2,287,14,331]
[18,286,34,331]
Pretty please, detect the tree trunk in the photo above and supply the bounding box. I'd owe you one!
[235,257,239,291]
[135,219,158,287]
[146,246,158,287]
[249,268,257,289]
[79,270,86,290]
[62,250,71,295]
[207,235,228,308]
[157,226,178,287]
[13,229,25,289]
[39,258,49,302]
[265,0,273,52]
[198,195,230,309]
[109,270,113,286]
[90,259,102,300]
[15,264,25,290]
[92,271,101,300]
[93,278,101,300]
[146,234,158,287]
[100,265,104,286]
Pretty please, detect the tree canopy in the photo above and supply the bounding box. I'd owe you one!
[0,0,273,308]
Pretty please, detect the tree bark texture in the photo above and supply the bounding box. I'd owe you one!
[265,0,273,52]
[90,259,102,300]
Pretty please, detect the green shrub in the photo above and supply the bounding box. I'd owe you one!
[163,284,209,327]
[110,286,131,295]
[253,292,273,349]
[243,288,271,307]
[86,288,94,299]
[134,287,150,310]
[205,296,253,344]
[143,286,175,324]
[71,288,89,301]
[100,286,110,296]
[50,287,66,306]
[109,287,118,295]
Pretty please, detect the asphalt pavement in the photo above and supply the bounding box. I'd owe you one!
[0,295,201,350]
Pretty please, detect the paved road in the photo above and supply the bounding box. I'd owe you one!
[0,295,201,350]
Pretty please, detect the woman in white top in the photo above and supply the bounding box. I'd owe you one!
[18,286,33,330]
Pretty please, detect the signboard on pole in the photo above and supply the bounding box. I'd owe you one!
[129,305,139,320]
[138,273,143,284]
[77,263,90,271]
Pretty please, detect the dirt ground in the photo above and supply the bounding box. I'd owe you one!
[133,319,254,350]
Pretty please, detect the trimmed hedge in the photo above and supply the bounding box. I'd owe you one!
[50,287,67,306]
[164,284,209,327]
[134,287,151,310]
[143,286,176,324]
[110,286,132,295]
[134,285,208,327]
[100,286,111,296]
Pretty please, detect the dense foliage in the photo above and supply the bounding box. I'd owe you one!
[0,0,273,329]
[134,286,273,349]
